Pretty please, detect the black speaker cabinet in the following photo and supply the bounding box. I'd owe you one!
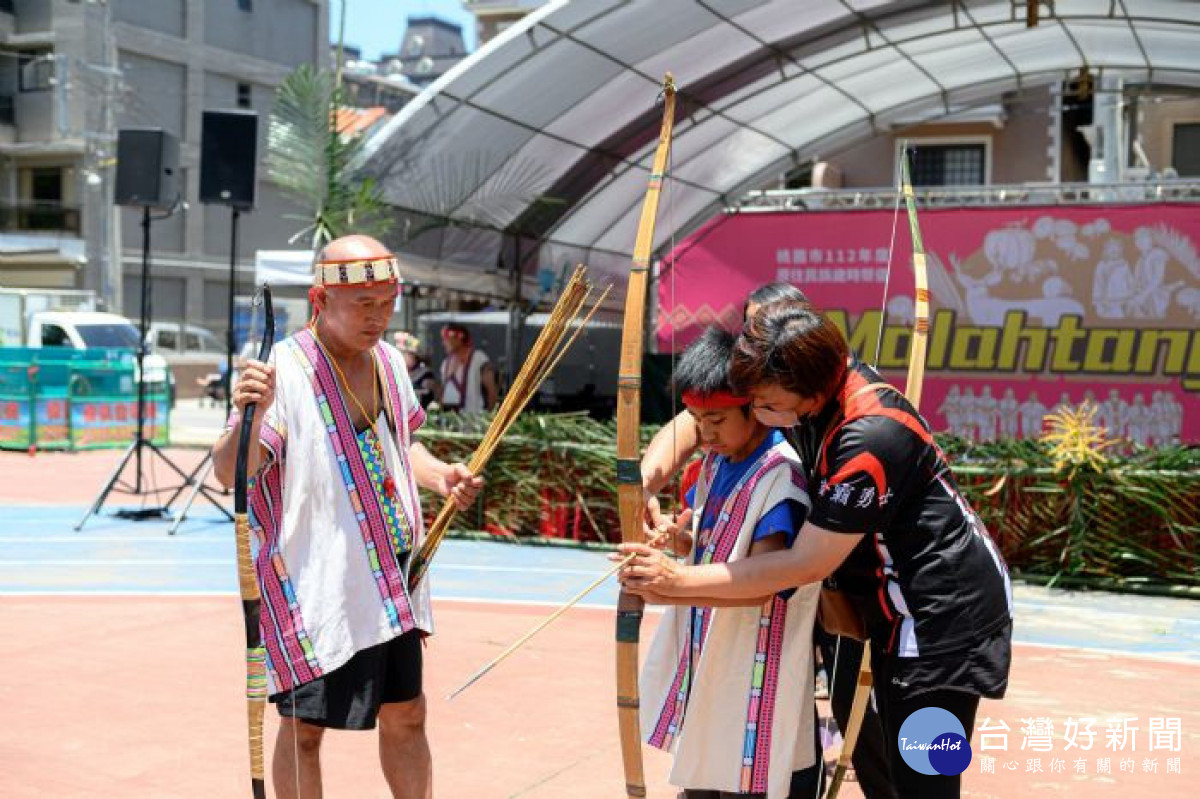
[200,110,259,209]
[115,129,180,208]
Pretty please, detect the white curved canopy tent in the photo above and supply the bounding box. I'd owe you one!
[360,0,1200,298]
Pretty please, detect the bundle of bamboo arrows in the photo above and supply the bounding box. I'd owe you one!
[407,265,611,590]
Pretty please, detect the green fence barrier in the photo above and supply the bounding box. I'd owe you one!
[0,348,170,451]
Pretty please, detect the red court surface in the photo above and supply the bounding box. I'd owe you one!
[2,596,1197,798]
[0,448,214,507]
[2,450,1198,797]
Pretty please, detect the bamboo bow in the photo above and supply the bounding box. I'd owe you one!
[615,73,677,799]
[233,284,275,799]
[828,148,930,798]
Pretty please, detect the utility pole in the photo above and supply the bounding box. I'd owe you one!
[335,0,348,86]
[75,0,122,311]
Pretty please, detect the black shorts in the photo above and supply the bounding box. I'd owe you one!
[271,630,423,730]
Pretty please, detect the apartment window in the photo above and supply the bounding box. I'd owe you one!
[907,142,988,187]
[25,167,66,231]
[0,0,14,15]
[1172,123,1200,177]
[783,161,814,190]
[19,52,56,92]
[30,168,62,201]
[237,0,253,11]
[237,82,252,109]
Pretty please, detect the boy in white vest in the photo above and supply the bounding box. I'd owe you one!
[641,326,821,799]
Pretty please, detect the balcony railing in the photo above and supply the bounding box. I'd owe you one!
[735,179,1200,212]
[0,202,82,235]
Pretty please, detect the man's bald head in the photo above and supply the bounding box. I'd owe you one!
[313,234,401,288]
[317,234,393,264]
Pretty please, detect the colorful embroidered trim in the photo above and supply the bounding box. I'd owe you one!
[295,329,415,637]
[247,401,322,692]
[646,444,790,754]
[740,596,788,793]
[357,427,414,556]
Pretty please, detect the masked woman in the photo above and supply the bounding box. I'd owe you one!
[621,302,1013,799]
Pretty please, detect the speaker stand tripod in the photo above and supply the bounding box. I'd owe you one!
[76,207,232,531]
[167,207,244,534]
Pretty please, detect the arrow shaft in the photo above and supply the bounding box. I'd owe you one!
[448,554,635,700]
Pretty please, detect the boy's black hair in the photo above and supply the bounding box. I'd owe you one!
[675,326,742,407]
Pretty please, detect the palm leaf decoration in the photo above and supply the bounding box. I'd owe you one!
[412,408,1198,592]
[267,65,391,249]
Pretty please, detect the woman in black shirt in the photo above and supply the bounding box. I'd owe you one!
[620,302,1013,799]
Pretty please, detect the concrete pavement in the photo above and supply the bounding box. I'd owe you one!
[1,448,1197,798]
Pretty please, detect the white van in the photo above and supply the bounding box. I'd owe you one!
[147,322,225,362]
[27,311,175,405]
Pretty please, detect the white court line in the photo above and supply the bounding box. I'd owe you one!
[1016,604,1200,624]
[1013,639,1198,666]
[434,596,624,612]
[436,563,601,576]
[1012,607,1200,623]
[0,591,648,615]
[0,559,230,566]
[0,586,622,603]
[0,590,233,597]
[0,558,602,576]
[0,536,224,544]
[0,590,1194,664]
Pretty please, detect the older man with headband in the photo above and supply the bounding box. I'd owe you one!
[213,234,482,799]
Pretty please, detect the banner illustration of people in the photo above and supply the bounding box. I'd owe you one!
[659,204,1200,442]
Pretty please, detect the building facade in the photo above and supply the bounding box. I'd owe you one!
[771,82,1200,193]
[463,0,546,47]
[386,16,465,89]
[0,0,327,343]
[336,43,421,115]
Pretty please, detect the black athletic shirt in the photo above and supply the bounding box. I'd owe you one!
[790,361,1012,694]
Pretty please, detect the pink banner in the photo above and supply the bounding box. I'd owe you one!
[659,204,1200,443]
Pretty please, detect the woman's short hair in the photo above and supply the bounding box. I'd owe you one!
[742,282,809,317]
[730,302,848,400]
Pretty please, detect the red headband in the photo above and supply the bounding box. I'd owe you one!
[682,390,751,409]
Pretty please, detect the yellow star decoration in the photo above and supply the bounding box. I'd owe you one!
[1040,401,1116,476]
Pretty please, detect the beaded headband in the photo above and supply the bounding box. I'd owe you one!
[313,255,401,286]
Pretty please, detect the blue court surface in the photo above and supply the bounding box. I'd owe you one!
[2,505,1197,663]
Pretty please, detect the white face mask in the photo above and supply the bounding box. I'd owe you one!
[753,407,800,428]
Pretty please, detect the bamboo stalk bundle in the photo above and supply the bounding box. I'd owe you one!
[407,265,611,590]
[410,410,1198,590]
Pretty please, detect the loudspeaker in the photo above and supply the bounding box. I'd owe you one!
[200,110,258,209]
[115,128,180,208]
